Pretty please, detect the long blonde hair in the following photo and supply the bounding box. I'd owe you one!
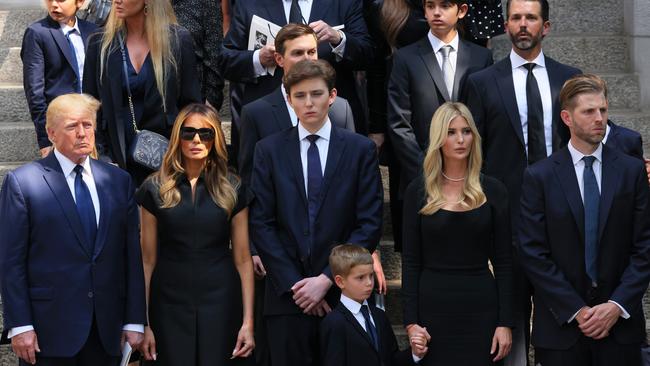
[153,103,239,216]
[381,0,411,51]
[420,102,485,215]
[99,0,178,111]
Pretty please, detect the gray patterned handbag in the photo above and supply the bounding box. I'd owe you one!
[118,34,168,171]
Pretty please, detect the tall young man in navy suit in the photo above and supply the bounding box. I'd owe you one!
[250,60,383,366]
[518,74,650,366]
[22,0,98,158]
[0,94,146,365]
[464,1,581,363]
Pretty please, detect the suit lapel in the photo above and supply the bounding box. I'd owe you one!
[41,154,92,258]
[553,149,585,242]
[269,88,293,131]
[598,146,620,242]
[48,19,78,77]
[308,0,333,23]
[285,128,309,208]
[452,40,471,101]
[495,58,525,147]
[417,38,451,102]
[313,127,345,220]
[107,47,128,165]
[338,305,379,352]
[546,57,565,152]
[90,160,111,259]
[262,0,289,25]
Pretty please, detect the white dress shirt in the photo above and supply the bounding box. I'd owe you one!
[8,151,143,338]
[566,141,630,322]
[282,85,299,127]
[59,17,85,86]
[427,31,459,79]
[298,119,330,195]
[602,123,611,144]
[339,294,421,362]
[253,0,347,76]
[510,50,553,157]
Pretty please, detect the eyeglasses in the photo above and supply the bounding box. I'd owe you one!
[180,127,215,142]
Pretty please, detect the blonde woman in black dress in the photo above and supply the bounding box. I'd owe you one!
[137,104,255,365]
[402,102,513,365]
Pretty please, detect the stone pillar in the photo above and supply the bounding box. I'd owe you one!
[625,0,650,110]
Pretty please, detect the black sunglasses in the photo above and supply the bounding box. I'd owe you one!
[180,127,215,142]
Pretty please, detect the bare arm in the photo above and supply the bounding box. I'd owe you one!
[231,207,255,358]
[221,0,231,36]
[139,207,158,360]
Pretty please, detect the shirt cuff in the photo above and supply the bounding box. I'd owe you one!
[608,300,631,319]
[8,325,34,338]
[412,354,422,363]
[330,31,346,61]
[568,307,582,323]
[122,324,145,333]
[252,49,268,77]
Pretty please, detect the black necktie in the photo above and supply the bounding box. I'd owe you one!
[583,156,599,283]
[306,135,322,227]
[289,0,305,24]
[360,304,379,350]
[65,29,81,93]
[524,63,546,164]
[74,165,97,253]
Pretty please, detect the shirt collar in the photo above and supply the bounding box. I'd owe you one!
[298,118,331,142]
[510,49,546,70]
[281,85,289,101]
[567,140,603,166]
[427,31,459,54]
[54,148,92,178]
[602,123,611,144]
[339,293,369,315]
[60,17,80,35]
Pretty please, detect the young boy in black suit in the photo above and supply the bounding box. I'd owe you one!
[320,245,428,365]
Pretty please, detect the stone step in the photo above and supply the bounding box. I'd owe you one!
[385,280,403,326]
[379,240,401,281]
[0,47,20,84]
[491,34,630,73]
[0,83,29,122]
[545,0,623,35]
[0,161,24,184]
[610,110,650,154]
[0,123,38,162]
[0,8,45,49]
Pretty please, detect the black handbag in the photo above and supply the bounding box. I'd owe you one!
[118,33,168,171]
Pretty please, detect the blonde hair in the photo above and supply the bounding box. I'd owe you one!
[420,102,485,215]
[99,0,178,111]
[329,244,374,278]
[153,103,239,216]
[46,93,101,130]
[560,73,608,110]
[381,0,410,51]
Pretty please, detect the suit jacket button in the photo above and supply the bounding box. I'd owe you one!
[88,291,94,298]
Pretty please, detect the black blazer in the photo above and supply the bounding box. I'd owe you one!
[250,126,383,315]
[220,0,373,133]
[518,146,650,349]
[238,87,356,186]
[21,16,98,148]
[606,120,644,161]
[83,26,202,168]
[387,36,493,194]
[465,55,581,234]
[320,302,416,366]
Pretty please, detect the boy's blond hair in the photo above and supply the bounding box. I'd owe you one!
[329,244,374,278]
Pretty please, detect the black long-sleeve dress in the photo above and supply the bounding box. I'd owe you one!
[402,175,514,365]
[136,175,252,366]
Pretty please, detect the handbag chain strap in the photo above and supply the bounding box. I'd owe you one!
[117,32,139,134]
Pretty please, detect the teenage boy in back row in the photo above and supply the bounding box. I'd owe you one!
[321,244,428,365]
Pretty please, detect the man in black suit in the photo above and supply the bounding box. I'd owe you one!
[250,59,383,365]
[387,0,493,196]
[21,0,97,158]
[221,0,373,149]
[464,1,581,362]
[518,74,650,366]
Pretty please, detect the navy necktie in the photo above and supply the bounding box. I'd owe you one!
[360,304,379,350]
[583,156,599,283]
[289,0,305,24]
[524,63,546,164]
[65,29,81,93]
[306,135,322,226]
[74,165,97,253]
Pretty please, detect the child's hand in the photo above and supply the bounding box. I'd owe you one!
[409,333,428,359]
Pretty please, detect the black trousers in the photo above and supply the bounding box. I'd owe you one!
[20,320,119,366]
[265,313,322,366]
[536,336,641,366]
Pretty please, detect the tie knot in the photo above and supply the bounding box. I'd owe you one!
[306,134,319,144]
[583,156,596,168]
[524,62,536,72]
[439,45,452,57]
[360,304,370,316]
[74,165,84,175]
[66,29,76,37]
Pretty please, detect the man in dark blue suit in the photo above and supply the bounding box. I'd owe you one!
[518,74,650,365]
[250,59,383,365]
[0,94,146,366]
[21,0,97,158]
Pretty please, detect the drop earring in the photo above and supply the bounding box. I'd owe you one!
[144,3,149,15]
